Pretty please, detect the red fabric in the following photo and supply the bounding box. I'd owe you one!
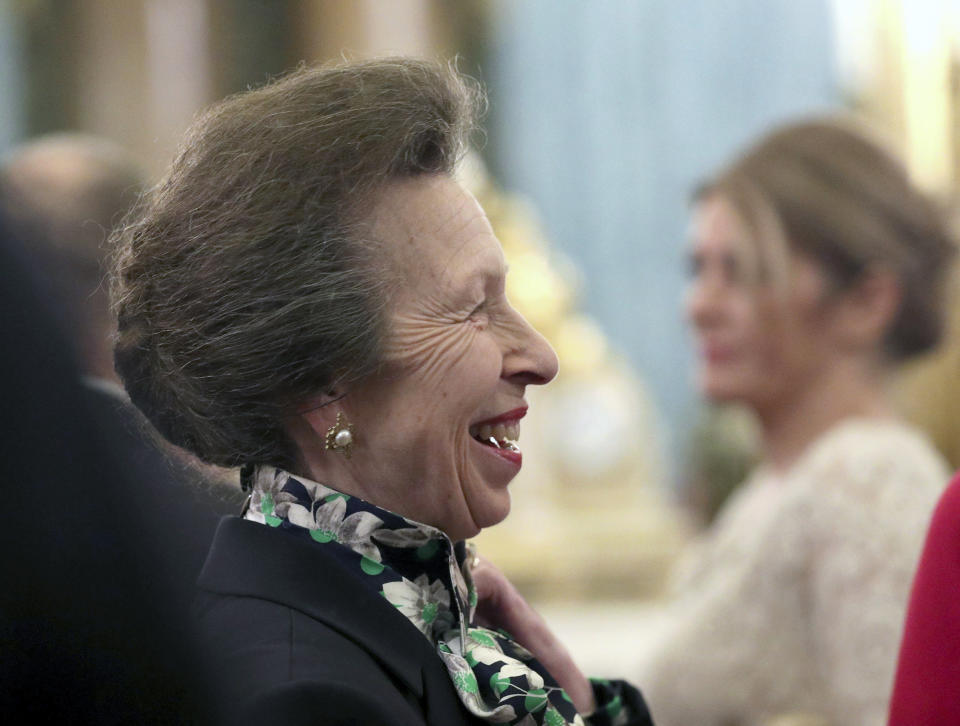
[888,472,960,725]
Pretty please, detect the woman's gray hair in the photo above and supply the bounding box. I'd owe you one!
[111,58,483,469]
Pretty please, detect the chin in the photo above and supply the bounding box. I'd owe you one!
[699,372,746,404]
[468,493,512,537]
[478,505,511,531]
[702,387,741,404]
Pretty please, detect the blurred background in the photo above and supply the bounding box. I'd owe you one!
[4,0,960,675]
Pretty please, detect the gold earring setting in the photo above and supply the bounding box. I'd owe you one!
[325,412,355,459]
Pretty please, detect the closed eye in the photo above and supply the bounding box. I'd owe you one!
[465,299,490,326]
[468,300,486,317]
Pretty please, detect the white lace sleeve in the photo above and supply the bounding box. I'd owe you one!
[634,476,814,726]
[802,432,945,726]
[633,420,946,726]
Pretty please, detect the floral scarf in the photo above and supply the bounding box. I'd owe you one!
[244,467,632,726]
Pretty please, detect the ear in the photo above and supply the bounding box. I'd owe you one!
[833,268,901,354]
[297,391,344,439]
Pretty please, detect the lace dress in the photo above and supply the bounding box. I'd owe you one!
[634,418,949,726]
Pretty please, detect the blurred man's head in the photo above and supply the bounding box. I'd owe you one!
[0,134,144,381]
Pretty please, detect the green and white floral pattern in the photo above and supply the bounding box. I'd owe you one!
[243,465,642,726]
[382,574,454,638]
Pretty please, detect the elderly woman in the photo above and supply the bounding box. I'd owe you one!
[111,59,651,726]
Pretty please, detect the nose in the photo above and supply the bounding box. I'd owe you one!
[502,310,559,387]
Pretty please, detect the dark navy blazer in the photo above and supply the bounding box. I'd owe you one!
[196,517,485,725]
[196,518,654,726]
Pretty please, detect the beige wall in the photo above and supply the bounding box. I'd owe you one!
[48,0,452,175]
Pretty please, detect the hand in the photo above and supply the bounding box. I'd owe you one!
[471,556,596,716]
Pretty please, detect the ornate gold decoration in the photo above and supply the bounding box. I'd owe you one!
[324,412,355,459]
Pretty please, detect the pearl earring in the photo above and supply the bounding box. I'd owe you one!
[325,412,355,459]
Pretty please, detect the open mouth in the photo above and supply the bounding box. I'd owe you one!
[468,421,520,453]
[468,406,526,463]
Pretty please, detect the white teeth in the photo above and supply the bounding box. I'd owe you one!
[486,436,501,449]
[470,419,521,446]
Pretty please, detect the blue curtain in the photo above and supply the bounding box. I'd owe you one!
[489,0,839,461]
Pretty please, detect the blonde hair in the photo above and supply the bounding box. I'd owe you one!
[701,117,956,361]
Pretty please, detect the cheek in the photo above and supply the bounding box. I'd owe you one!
[782,314,830,375]
[383,319,503,430]
[727,299,768,365]
[751,312,823,392]
[721,303,794,395]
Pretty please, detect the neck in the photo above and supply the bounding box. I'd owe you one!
[83,344,121,385]
[754,358,894,473]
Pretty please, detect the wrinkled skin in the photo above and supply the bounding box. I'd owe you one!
[297,174,558,542]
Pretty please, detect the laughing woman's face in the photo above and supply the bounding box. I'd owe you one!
[332,175,559,541]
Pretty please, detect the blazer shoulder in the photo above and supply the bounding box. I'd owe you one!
[195,519,481,724]
[198,591,427,723]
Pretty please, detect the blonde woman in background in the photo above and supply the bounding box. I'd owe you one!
[631,119,955,726]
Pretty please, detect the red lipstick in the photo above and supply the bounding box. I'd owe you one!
[471,406,527,427]
[470,406,526,468]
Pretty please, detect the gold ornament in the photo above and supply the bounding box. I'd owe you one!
[324,412,355,459]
